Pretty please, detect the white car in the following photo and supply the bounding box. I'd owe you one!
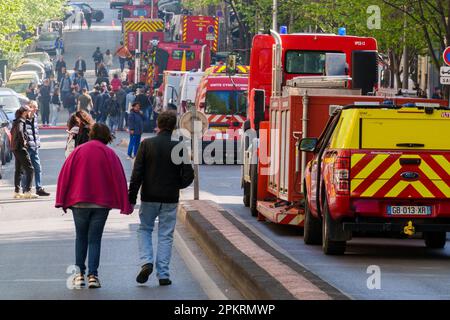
[8,71,41,84]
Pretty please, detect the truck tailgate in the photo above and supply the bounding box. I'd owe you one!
[350,151,450,199]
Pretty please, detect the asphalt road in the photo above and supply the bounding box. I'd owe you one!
[185,165,450,300]
[0,1,241,300]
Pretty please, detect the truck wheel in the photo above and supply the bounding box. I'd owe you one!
[1,143,6,166]
[303,192,322,245]
[243,181,250,207]
[424,232,447,249]
[322,198,346,255]
[249,163,258,217]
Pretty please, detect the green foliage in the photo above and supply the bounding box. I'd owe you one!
[0,0,66,58]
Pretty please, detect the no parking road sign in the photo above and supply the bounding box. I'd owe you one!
[443,47,450,66]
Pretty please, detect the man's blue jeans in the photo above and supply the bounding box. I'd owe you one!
[138,202,178,280]
[72,208,109,276]
[21,148,41,190]
[119,57,126,72]
[127,134,141,157]
[108,116,119,133]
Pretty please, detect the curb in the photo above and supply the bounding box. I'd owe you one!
[178,200,349,300]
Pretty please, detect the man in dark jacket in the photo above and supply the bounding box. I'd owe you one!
[129,111,194,286]
[74,56,87,73]
[11,106,36,199]
[38,79,51,126]
[92,47,103,77]
[21,101,50,196]
[115,84,127,131]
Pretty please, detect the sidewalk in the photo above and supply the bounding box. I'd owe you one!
[178,200,349,300]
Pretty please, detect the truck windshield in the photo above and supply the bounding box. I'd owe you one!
[205,91,247,116]
[285,51,327,74]
[172,50,195,60]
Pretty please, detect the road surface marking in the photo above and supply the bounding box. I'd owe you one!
[174,230,228,300]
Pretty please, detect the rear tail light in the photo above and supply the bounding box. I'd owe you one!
[333,154,350,195]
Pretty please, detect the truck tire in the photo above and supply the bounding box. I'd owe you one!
[303,191,322,245]
[424,232,447,249]
[322,197,346,255]
[1,142,6,166]
[249,163,258,217]
[243,181,250,207]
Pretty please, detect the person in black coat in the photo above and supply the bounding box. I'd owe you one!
[74,56,87,73]
[128,111,194,286]
[38,79,51,126]
[10,106,36,198]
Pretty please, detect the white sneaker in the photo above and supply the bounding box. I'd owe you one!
[13,192,24,199]
[22,192,39,199]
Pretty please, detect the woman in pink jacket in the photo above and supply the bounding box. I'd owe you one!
[56,123,133,289]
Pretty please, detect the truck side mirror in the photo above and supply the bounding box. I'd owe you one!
[299,138,318,152]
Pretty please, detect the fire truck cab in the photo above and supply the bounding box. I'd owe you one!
[194,65,249,163]
[301,103,450,254]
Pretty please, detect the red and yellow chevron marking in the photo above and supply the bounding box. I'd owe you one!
[212,17,219,52]
[124,19,164,32]
[237,65,250,73]
[182,16,187,42]
[350,152,450,199]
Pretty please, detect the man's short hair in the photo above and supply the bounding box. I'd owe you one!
[89,123,113,145]
[132,102,141,108]
[82,88,88,93]
[157,111,177,132]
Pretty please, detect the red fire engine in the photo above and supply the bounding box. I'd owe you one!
[170,15,219,52]
[193,65,249,163]
[242,30,447,229]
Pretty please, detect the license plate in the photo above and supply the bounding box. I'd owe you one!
[387,206,432,215]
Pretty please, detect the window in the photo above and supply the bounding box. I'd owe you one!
[40,33,58,41]
[0,96,21,113]
[205,91,247,116]
[285,51,328,74]
[172,50,195,61]
[133,9,148,17]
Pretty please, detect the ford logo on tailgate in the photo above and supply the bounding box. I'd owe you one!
[401,172,420,181]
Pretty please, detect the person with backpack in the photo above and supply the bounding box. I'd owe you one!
[60,71,72,107]
[106,91,121,134]
[128,111,194,286]
[92,47,104,77]
[64,88,78,115]
[11,106,37,199]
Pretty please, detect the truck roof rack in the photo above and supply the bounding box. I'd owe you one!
[342,103,449,111]
[286,75,352,89]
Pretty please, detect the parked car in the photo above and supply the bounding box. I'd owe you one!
[0,88,23,123]
[24,52,54,76]
[70,2,105,22]
[35,32,61,56]
[0,107,12,165]
[110,0,132,9]
[9,71,41,84]
[6,80,33,96]
[15,63,45,80]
